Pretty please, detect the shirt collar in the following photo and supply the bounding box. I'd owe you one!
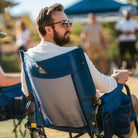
[41,40,59,47]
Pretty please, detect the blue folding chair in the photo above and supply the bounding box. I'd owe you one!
[20,48,137,138]
[0,83,27,138]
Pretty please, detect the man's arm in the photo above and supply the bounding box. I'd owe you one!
[111,71,132,84]
[116,29,135,36]
[0,67,20,87]
[84,54,131,93]
[80,31,87,42]
[116,30,123,36]
[99,30,107,48]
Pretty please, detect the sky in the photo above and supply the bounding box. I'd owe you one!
[7,0,127,21]
[8,0,80,21]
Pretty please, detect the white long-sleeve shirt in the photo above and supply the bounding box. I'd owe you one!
[21,41,117,96]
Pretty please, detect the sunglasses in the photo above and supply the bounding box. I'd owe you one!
[47,20,72,28]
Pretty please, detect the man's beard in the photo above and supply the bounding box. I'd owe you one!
[53,27,70,46]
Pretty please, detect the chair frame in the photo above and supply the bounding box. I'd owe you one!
[20,48,138,138]
[0,83,27,138]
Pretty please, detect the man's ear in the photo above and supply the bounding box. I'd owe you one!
[45,26,52,34]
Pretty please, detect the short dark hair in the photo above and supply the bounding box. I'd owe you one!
[16,20,26,30]
[36,3,64,36]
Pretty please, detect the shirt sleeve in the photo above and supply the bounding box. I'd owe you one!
[134,19,138,29]
[82,25,88,33]
[115,21,120,30]
[84,53,117,93]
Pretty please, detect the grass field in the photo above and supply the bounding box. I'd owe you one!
[0,118,137,138]
[0,75,138,138]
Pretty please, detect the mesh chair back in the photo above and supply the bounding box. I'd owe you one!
[20,48,98,133]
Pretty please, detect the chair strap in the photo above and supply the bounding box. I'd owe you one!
[123,84,138,135]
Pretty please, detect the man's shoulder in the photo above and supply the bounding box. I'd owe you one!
[63,46,78,51]
[116,19,125,24]
[26,42,79,60]
[115,19,126,27]
[130,18,138,23]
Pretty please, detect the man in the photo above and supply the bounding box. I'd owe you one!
[80,13,107,73]
[21,4,136,137]
[115,9,138,71]
[0,32,20,86]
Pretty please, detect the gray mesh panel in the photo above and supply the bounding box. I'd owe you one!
[31,75,87,127]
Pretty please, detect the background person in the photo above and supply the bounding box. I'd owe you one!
[115,9,138,72]
[16,20,32,52]
[80,13,107,73]
[15,20,32,66]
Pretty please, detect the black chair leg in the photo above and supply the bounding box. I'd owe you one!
[69,132,73,138]
[12,119,18,138]
[69,132,89,138]
[88,132,94,138]
[124,84,138,135]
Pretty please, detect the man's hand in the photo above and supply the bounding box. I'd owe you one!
[111,71,132,84]
[125,31,134,36]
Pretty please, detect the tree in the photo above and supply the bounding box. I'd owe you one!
[128,0,133,3]
[0,0,18,13]
[0,0,18,29]
[127,0,138,5]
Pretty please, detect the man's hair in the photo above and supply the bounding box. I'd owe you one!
[122,9,131,16]
[16,20,26,30]
[36,3,64,36]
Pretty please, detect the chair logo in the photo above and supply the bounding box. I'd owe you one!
[38,67,47,74]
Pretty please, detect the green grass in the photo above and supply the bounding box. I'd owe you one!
[1,53,20,73]
[0,119,27,138]
[0,118,137,138]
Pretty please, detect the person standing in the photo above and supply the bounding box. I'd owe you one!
[115,9,138,71]
[15,20,32,66]
[16,20,32,52]
[80,13,107,73]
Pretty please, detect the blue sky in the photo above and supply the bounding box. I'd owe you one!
[8,0,127,21]
[8,0,80,21]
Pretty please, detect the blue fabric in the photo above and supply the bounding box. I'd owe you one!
[20,48,97,133]
[20,48,136,137]
[100,84,136,137]
[65,0,130,14]
[0,83,23,105]
[0,83,27,120]
[101,84,135,120]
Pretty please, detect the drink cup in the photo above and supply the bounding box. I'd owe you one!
[113,69,128,74]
